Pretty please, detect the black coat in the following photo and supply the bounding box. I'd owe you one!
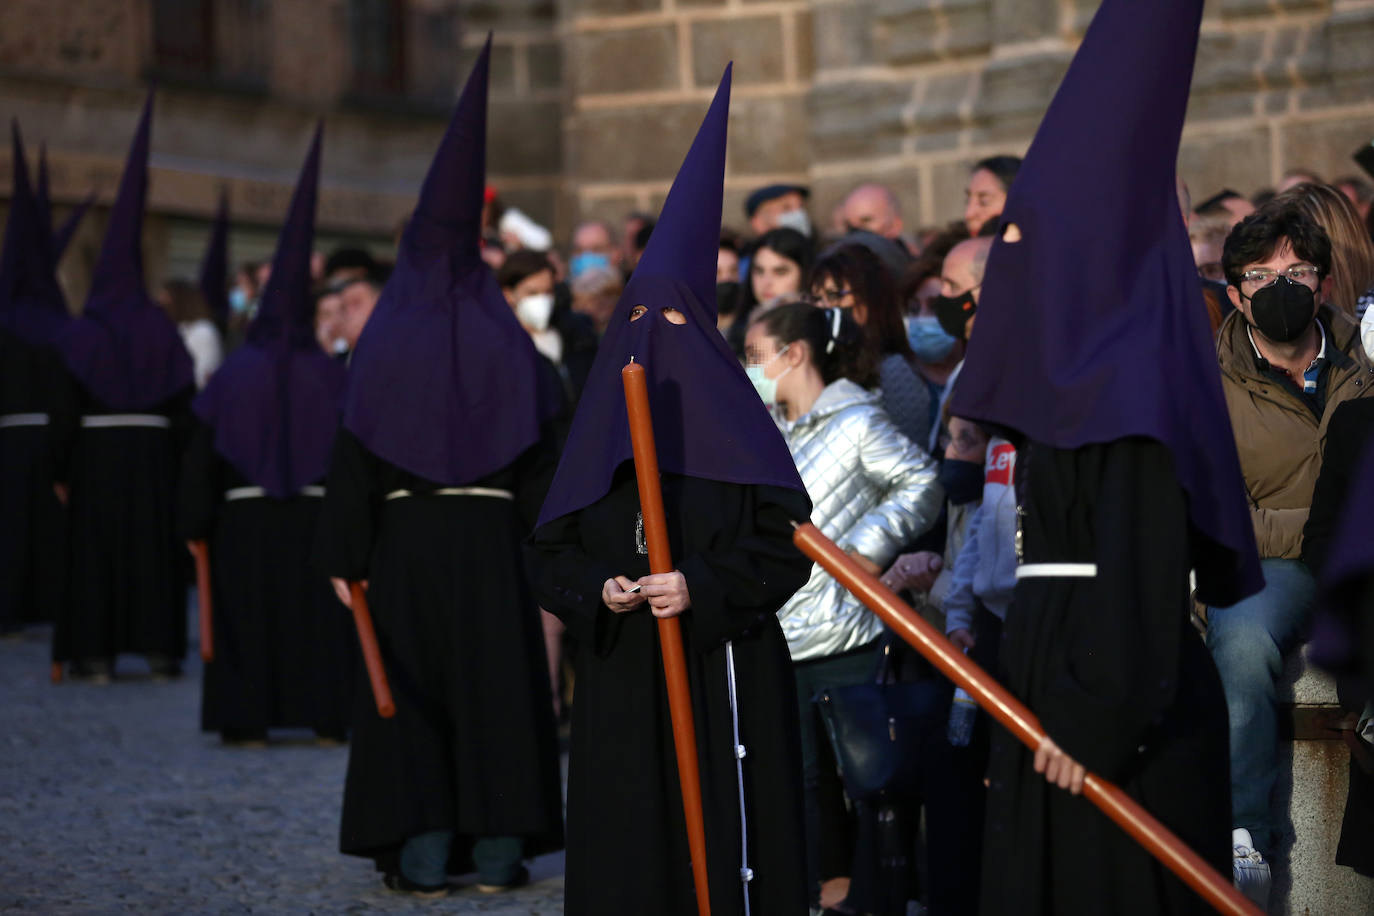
[179,421,354,734]
[980,439,1231,915]
[527,468,813,916]
[0,331,66,628]
[313,428,564,874]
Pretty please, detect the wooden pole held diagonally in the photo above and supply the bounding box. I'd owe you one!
[791,522,1261,916]
[623,360,712,916]
[350,582,396,719]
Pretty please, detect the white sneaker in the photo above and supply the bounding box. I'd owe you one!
[1232,827,1271,910]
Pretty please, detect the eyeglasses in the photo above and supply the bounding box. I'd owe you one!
[1240,265,1320,288]
[815,288,852,307]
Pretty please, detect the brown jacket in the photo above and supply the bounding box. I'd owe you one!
[1217,306,1374,559]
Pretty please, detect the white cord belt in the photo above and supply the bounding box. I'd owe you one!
[80,414,170,429]
[384,487,514,501]
[1015,562,1098,580]
[225,485,326,501]
[725,641,754,915]
[0,413,49,428]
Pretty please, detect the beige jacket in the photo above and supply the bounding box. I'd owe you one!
[1216,306,1374,559]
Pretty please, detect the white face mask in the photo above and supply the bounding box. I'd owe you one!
[775,208,812,238]
[745,344,791,406]
[516,292,555,331]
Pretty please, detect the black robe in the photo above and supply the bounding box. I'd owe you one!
[0,331,66,629]
[49,370,193,664]
[312,428,564,874]
[526,467,813,916]
[980,438,1231,915]
[179,421,354,735]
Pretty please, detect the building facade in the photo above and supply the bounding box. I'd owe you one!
[2,0,1372,301]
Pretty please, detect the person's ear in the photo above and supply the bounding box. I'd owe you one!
[1226,284,1243,312]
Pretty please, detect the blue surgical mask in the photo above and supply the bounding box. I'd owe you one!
[569,252,611,280]
[229,287,249,314]
[906,314,957,362]
[775,208,812,238]
[746,345,791,406]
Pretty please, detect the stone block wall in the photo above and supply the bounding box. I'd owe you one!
[4,0,1373,292]
[0,0,566,293]
[562,0,814,237]
[562,0,1374,238]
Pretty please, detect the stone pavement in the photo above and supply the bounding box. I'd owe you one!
[0,625,565,915]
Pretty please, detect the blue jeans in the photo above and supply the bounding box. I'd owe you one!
[794,643,880,904]
[1206,558,1315,852]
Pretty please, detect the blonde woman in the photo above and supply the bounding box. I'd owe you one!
[1278,182,1374,319]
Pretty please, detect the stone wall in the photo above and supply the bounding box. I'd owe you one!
[4,0,1373,292]
[0,0,565,294]
[563,0,815,236]
[563,0,1374,236]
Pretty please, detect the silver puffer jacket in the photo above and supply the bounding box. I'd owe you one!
[777,379,943,662]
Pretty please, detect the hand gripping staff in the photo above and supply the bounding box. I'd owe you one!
[187,540,214,662]
[623,359,712,916]
[349,582,396,719]
[791,522,1262,916]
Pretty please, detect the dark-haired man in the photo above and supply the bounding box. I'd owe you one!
[1211,200,1374,900]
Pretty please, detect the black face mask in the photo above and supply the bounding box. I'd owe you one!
[1248,277,1316,344]
[938,458,985,506]
[932,290,977,340]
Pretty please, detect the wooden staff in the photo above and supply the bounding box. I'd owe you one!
[623,360,712,916]
[187,540,213,662]
[792,522,1260,916]
[349,582,396,719]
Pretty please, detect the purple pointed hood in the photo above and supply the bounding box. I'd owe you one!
[0,122,69,347]
[193,125,345,498]
[947,0,1261,607]
[342,36,557,486]
[57,90,193,409]
[1311,429,1374,671]
[52,192,96,262]
[536,65,804,528]
[198,188,231,327]
[35,144,54,241]
[37,145,96,260]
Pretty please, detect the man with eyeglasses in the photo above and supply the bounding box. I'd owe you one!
[1210,199,1374,900]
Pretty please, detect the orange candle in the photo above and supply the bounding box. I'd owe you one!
[623,360,712,916]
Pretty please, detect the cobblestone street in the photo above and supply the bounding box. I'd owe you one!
[0,623,565,915]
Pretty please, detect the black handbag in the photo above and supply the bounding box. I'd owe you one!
[814,638,949,802]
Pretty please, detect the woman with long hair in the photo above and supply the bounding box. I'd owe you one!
[1278,182,1374,319]
[810,242,935,449]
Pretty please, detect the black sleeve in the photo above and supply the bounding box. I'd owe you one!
[167,386,196,456]
[676,484,814,650]
[1303,401,1364,578]
[312,429,381,581]
[1037,441,1191,780]
[177,420,220,541]
[512,425,563,534]
[46,367,83,483]
[524,511,624,656]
